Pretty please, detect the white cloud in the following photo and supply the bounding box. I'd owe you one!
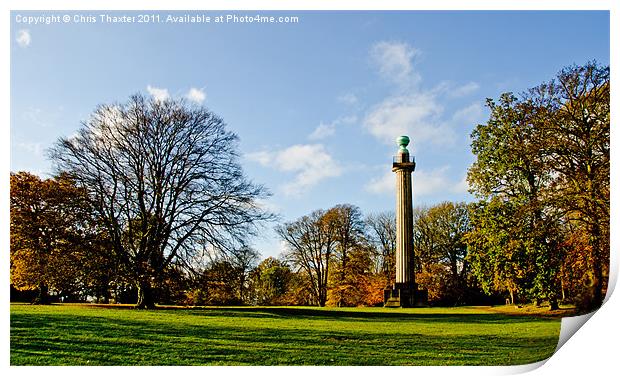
[186,87,206,104]
[339,115,357,125]
[363,92,455,147]
[452,175,469,194]
[370,41,421,86]
[245,150,272,165]
[308,115,357,140]
[16,29,31,47]
[448,82,480,98]
[337,93,358,105]
[146,85,169,102]
[365,170,394,195]
[452,102,483,124]
[309,122,336,140]
[365,41,486,149]
[365,166,466,197]
[247,144,342,196]
[254,198,281,214]
[414,167,452,196]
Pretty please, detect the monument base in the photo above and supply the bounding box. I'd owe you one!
[383,283,428,308]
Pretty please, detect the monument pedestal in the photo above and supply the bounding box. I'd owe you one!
[384,283,428,308]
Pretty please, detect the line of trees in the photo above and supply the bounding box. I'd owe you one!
[10,174,489,308]
[10,62,609,312]
[11,169,607,311]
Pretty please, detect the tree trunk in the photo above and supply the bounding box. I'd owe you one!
[589,222,605,311]
[32,283,50,305]
[239,275,245,304]
[135,281,156,309]
[549,296,559,311]
[318,285,327,307]
[97,280,111,304]
[102,290,110,304]
[339,248,348,307]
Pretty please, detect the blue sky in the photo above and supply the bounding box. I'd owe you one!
[11,10,610,259]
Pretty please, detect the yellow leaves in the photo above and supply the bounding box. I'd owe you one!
[10,249,40,290]
[10,171,97,295]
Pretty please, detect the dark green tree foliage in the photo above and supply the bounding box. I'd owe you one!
[185,259,241,306]
[247,257,293,305]
[468,93,563,309]
[466,199,531,305]
[155,263,191,305]
[467,62,609,310]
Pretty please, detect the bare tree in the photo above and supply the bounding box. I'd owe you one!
[366,211,396,285]
[50,94,272,308]
[276,210,337,306]
[228,246,261,303]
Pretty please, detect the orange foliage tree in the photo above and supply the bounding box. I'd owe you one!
[10,172,99,303]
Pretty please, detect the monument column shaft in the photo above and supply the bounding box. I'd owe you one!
[384,135,424,308]
[394,166,414,286]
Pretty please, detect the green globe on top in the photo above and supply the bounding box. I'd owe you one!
[396,135,410,154]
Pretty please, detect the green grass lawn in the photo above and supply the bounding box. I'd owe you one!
[10,303,560,366]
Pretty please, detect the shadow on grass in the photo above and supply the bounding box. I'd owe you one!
[10,306,559,366]
[162,306,554,325]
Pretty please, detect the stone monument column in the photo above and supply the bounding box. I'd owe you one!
[393,136,415,288]
[383,135,427,307]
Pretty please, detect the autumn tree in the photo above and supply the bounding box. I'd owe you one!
[186,258,240,306]
[10,172,105,303]
[326,204,365,306]
[328,239,384,307]
[413,202,472,305]
[50,94,272,308]
[557,227,598,311]
[532,62,610,310]
[278,205,390,307]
